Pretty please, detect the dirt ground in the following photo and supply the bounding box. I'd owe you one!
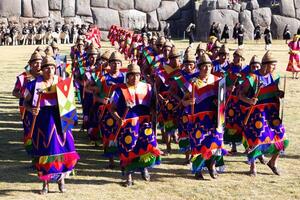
[0,40,299,200]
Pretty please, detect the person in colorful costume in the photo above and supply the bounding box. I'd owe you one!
[241,55,261,76]
[239,51,288,176]
[12,51,43,155]
[156,47,181,155]
[212,44,230,77]
[286,34,300,79]
[83,45,102,144]
[23,56,79,194]
[175,52,197,164]
[182,53,227,179]
[195,42,207,67]
[224,49,246,153]
[95,50,111,78]
[97,51,126,168]
[51,41,67,78]
[110,63,162,187]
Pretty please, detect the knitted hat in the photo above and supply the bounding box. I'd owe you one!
[233,48,245,60]
[249,55,261,65]
[87,46,98,56]
[183,53,196,64]
[127,63,141,74]
[218,44,230,55]
[100,50,111,60]
[261,51,277,65]
[169,47,181,59]
[29,51,43,63]
[196,42,207,52]
[163,40,173,48]
[41,56,56,68]
[198,53,212,66]
[109,51,123,62]
[50,41,59,50]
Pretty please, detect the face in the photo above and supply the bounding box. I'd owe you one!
[42,65,55,80]
[184,62,195,74]
[30,60,42,75]
[170,57,180,68]
[199,63,212,78]
[53,48,59,55]
[78,44,84,51]
[163,46,172,59]
[197,49,205,57]
[156,44,164,54]
[250,63,261,71]
[89,54,97,65]
[233,54,243,66]
[109,60,122,74]
[219,53,229,63]
[266,62,276,74]
[212,48,219,57]
[127,73,140,86]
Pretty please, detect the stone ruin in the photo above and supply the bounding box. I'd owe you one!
[0,0,299,41]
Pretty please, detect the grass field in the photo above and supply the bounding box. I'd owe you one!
[0,40,299,200]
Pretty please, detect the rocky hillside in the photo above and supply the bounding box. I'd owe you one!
[0,0,299,40]
[195,0,300,40]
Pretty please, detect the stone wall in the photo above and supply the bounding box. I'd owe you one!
[1,0,300,41]
[195,0,300,40]
[0,0,194,39]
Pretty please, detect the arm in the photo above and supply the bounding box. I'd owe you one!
[238,80,257,105]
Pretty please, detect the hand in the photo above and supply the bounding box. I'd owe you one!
[116,117,124,127]
[31,107,40,116]
[277,90,284,98]
[249,97,258,105]
[102,97,109,105]
[182,98,195,107]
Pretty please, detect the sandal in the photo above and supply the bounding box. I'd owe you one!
[123,180,134,187]
[58,180,67,193]
[258,155,266,165]
[141,170,151,181]
[267,162,280,176]
[40,182,49,195]
[249,169,257,177]
[195,171,204,180]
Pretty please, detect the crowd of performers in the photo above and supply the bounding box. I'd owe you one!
[12,25,296,194]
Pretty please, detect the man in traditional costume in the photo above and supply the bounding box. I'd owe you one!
[182,53,227,179]
[110,63,162,186]
[239,51,288,176]
[12,51,43,155]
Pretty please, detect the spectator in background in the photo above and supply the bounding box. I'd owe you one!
[283,24,291,44]
[186,23,196,47]
[264,26,272,50]
[163,23,171,40]
[221,24,230,43]
[237,24,244,48]
[215,23,222,41]
[233,23,239,43]
[254,24,261,43]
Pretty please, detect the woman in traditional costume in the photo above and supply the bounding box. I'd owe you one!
[182,54,227,179]
[23,56,79,194]
[110,63,161,186]
[286,35,300,79]
[239,51,288,176]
